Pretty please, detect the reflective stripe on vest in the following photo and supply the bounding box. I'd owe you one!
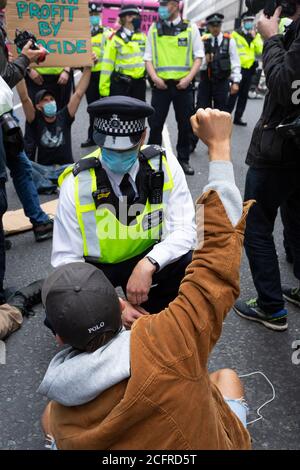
[59,147,174,264]
[36,67,64,75]
[151,23,193,80]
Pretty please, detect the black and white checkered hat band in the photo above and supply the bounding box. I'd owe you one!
[94,117,145,135]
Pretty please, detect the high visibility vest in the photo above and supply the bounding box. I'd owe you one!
[231,31,263,69]
[91,28,111,73]
[36,67,64,75]
[58,147,174,264]
[99,29,146,97]
[151,21,193,80]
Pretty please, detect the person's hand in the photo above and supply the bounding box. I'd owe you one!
[190,108,232,161]
[21,41,43,64]
[176,77,191,90]
[92,51,98,65]
[8,51,13,63]
[29,68,44,85]
[126,258,156,305]
[230,83,239,95]
[257,6,282,40]
[57,71,70,85]
[120,299,149,329]
[153,76,167,90]
[205,53,213,63]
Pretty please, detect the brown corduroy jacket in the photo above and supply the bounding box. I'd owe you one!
[48,190,253,450]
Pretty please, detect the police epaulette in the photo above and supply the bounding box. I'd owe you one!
[72,158,101,177]
[139,145,165,161]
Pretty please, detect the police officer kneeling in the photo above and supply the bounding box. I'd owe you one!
[52,96,196,315]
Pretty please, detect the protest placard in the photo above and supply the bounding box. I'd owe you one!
[5,0,92,67]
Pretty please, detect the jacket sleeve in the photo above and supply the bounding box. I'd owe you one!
[263,31,300,106]
[99,36,117,97]
[0,35,29,88]
[135,188,253,376]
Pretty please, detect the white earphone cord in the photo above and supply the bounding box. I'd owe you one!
[239,371,276,426]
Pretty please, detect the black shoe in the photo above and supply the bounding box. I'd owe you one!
[233,298,288,331]
[81,138,95,148]
[234,118,247,127]
[33,219,53,243]
[283,287,300,308]
[6,279,44,317]
[180,162,195,176]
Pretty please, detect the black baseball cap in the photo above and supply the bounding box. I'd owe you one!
[34,89,55,105]
[42,263,122,351]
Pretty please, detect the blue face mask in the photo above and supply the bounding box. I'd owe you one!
[43,101,57,118]
[90,15,99,27]
[101,146,139,174]
[158,6,171,21]
[244,21,254,31]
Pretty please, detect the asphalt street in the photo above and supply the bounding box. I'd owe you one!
[0,90,299,450]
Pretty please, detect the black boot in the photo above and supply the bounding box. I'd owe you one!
[234,118,247,126]
[180,161,195,176]
[6,279,44,317]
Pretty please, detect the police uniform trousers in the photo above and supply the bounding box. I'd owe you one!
[24,72,74,160]
[85,71,101,142]
[227,65,256,120]
[196,75,230,111]
[110,75,146,102]
[148,82,194,163]
[90,249,193,314]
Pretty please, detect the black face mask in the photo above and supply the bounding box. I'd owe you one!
[132,17,141,30]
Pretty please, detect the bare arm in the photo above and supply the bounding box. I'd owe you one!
[16,79,36,123]
[67,67,91,118]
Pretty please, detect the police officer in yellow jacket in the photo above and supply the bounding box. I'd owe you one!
[82,2,112,148]
[145,0,204,176]
[99,5,146,100]
[52,96,196,321]
[227,13,263,126]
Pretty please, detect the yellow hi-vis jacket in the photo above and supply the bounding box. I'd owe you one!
[99,29,146,97]
[231,31,263,69]
[150,21,193,80]
[58,146,174,264]
[91,27,112,73]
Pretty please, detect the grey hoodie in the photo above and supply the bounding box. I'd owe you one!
[38,329,131,406]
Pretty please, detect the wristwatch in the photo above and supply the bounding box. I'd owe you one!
[146,256,160,273]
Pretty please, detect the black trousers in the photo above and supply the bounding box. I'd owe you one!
[148,83,194,163]
[196,77,230,111]
[0,179,7,304]
[85,71,101,141]
[24,73,73,160]
[92,250,193,314]
[110,76,146,102]
[244,167,300,314]
[227,66,256,119]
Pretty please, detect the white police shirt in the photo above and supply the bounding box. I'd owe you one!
[51,150,196,270]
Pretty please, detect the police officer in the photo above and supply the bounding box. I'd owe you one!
[52,96,196,318]
[227,13,263,126]
[82,2,112,148]
[99,5,146,100]
[197,13,241,111]
[145,0,204,176]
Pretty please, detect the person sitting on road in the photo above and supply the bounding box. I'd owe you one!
[16,67,92,168]
[39,108,253,450]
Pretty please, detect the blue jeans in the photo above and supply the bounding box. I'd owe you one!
[6,151,49,226]
[31,162,68,194]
